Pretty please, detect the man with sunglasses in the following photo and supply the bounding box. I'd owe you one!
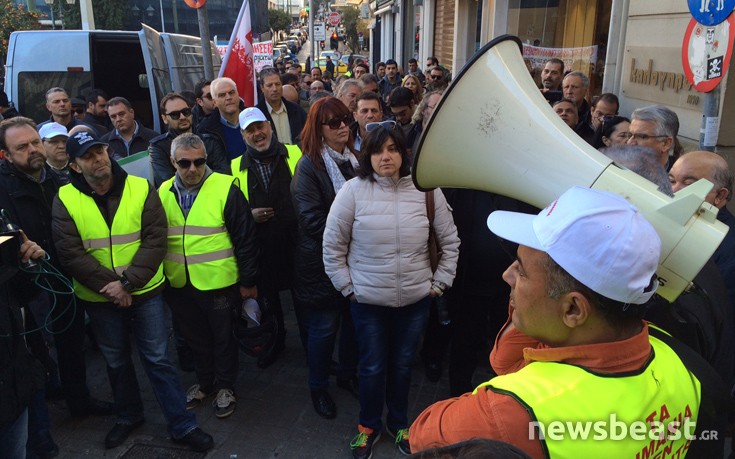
[149,92,228,188]
[52,130,214,452]
[159,132,259,420]
[426,66,448,92]
[192,80,215,129]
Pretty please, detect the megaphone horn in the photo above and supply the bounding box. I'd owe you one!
[412,34,727,303]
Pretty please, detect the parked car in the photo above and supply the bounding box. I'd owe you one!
[301,57,348,77]
[341,54,369,68]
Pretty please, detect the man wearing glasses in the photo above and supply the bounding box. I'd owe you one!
[427,66,448,91]
[627,105,680,170]
[159,133,259,421]
[192,80,215,129]
[150,92,200,187]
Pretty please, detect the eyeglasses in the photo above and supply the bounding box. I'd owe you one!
[202,93,213,100]
[73,108,85,115]
[430,74,442,80]
[627,133,669,141]
[323,115,352,130]
[175,157,206,169]
[365,120,397,133]
[166,108,192,120]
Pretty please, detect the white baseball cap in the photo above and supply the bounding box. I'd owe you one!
[487,186,661,305]
[39,122,69,140]
[239,107,268,130]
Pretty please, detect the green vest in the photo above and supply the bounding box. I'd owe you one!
[159,172,239,290]
[57,176,165,302]
[475,333,701,459]
[230,144,302,201]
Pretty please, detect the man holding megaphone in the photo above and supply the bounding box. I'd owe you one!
[409,186,704,458]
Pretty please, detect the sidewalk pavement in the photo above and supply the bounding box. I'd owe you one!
[48,294,496,458]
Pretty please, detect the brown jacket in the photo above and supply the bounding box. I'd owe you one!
[52,162,167,303]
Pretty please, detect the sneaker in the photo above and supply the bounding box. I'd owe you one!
[350,424,381,459]
[387,426,411,455]
[212,388,236,418]
[185,384,211,410]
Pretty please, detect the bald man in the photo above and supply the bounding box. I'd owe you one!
[669,151,735,312]
[282,84,300,104]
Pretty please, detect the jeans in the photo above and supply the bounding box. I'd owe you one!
[302,298,358,390]
[0,408,27,459]
[83,294,197,438]
[165,285,239,391]
[351,297,431,431]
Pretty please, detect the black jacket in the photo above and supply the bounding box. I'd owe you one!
[256,97,307,146]
[290,155,355,307]
[160,175,260,288]
[195,110,240,175]
[101,123,159,161]
[82,113,111,135]
[0,286,45,429]
[0,161,62,261]
[236,142,299,291]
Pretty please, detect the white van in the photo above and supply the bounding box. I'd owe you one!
[4,25,221,133]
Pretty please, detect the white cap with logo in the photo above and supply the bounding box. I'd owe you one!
[38,122,69,140]
[487,186,661,305]
[239,107,268,130]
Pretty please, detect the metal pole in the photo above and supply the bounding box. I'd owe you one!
[159,0,165,32]
[699,87,720,152]
[309,0,314,64]
[49,4,56,30]
[198,5,214,80]
[79,0,95,30]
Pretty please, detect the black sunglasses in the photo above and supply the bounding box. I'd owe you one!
[430,74,442,80]
[323,115,352,130]
[166,108,192,120]
[175,157,206,168]
[73,107,85,114]
[365,120,397,133]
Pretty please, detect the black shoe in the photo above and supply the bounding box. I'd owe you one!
[311,389,336,419]
[105,420,144,449]
[336,376,360,400]
[28,429,59,459]
[173,427,214,452]
[424,362,442,382]
[70,397,116,418]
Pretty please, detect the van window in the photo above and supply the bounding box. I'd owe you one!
[18,71,92,124]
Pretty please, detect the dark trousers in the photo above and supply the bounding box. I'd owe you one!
[165,284,239,391]
[448,291,508,396]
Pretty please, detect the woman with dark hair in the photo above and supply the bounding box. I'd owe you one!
[323,122,459,458]
[591,115,631,150]
[290,97,360,420]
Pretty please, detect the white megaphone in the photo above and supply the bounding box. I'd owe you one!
[412,35,728,303]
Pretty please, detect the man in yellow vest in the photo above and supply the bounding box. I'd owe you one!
[232,107,301,369]
[160,133,259,419]
[409,186,702,458]
[51,131,214,452]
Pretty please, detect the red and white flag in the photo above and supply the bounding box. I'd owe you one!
[219,0,257,106]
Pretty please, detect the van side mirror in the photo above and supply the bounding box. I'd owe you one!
[139,74,149,89]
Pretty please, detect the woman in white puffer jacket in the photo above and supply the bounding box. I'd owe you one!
[323,121,459,458]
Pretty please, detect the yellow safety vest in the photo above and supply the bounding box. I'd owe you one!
[474,334,701,459]
[230,144,302,201]
[57,176,165,302]
[159,172,239,290]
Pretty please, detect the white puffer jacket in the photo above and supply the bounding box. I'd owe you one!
[323,174,459,307]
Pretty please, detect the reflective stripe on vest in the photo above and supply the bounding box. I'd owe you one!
[159,172,239,290]
[57,176,165,302]
[231,144,302,201]
[473,334,701,459]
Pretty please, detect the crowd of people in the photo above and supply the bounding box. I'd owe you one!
[0,48,733,459]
